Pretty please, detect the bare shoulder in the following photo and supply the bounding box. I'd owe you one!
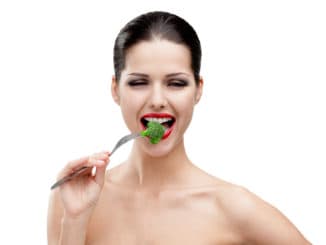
[209,179,311,245]
[210,180,265,220]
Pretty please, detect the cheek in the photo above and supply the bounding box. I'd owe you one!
[119,91,146,123]
[170,91,196,119]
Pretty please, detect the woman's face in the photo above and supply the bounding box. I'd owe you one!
[112,39,203,157]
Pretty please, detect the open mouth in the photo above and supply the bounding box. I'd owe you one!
[140,113,176,139]
[141,117,175,131]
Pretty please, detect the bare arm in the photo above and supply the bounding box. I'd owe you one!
[47,152,109,245]
[223,186,311,245]
[47,190,89,245]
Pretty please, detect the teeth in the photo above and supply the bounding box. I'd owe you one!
[144,117,173,124]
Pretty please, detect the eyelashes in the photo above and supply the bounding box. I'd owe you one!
[168,80,189,87]
[127,79,148,86]
[127,79,189,87]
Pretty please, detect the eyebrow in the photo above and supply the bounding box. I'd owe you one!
[127,72,190,78]
[166,72,190,78]
[127,73,149,78]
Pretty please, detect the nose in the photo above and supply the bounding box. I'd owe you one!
[149,83,167,110]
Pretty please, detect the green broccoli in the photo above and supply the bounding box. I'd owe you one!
[140,121,165,144]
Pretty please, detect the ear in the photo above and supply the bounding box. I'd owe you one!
[194,77,204,104]
[111,76,120,105]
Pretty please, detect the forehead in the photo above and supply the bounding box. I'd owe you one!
[124,40,192,75]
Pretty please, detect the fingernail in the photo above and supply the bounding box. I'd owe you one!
[96,160,105,165]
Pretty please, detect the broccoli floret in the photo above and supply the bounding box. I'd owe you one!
[140,121,165,144]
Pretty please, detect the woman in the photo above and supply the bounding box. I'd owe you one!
[47,11,311,244]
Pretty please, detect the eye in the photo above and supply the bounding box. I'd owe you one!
[168,79,189,87]
[127,79,148,86]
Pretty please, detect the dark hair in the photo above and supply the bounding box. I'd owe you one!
[113,11,202,85]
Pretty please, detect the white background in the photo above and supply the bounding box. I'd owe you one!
[0,0,325,244]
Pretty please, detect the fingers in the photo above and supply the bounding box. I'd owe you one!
[91,151,110,186]
[57,151,110,180]
[94,161,109,187]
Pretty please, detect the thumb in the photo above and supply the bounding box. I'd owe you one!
[94,158,110,187]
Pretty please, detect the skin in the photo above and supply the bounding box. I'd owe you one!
[47,39,311,244]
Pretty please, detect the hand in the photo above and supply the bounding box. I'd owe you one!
[56,151,110,220]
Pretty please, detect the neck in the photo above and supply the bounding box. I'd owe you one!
[125,139,193,190]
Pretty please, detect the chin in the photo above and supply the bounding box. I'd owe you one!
[139,140,175,158]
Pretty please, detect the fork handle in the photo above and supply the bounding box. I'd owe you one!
[50,166,93,190]
[50,132,141,190]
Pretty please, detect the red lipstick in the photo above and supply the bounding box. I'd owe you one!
[140,112,176,140]
[141,112,174,118]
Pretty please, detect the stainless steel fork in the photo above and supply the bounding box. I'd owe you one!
[50,132,141,190]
